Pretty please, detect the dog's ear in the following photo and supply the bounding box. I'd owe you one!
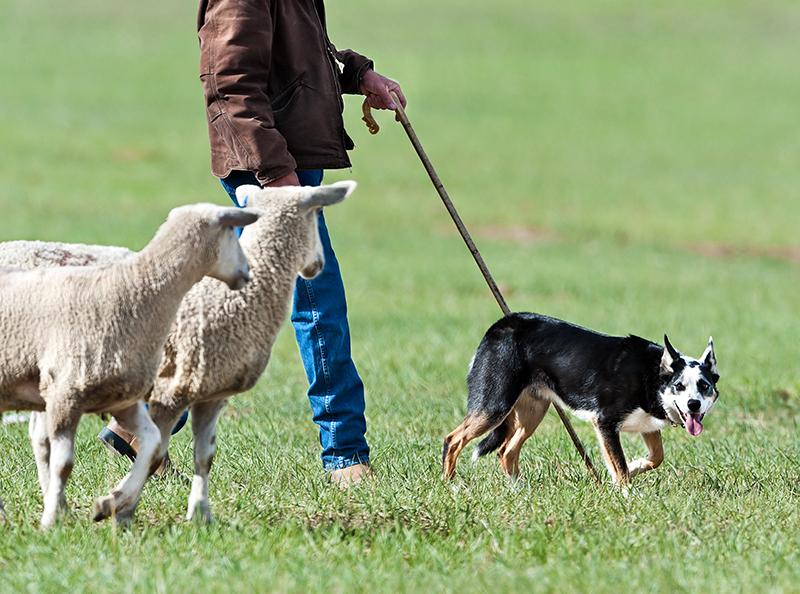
[701,336,719,382]
[661,334,680,374]
[664,334,681,360]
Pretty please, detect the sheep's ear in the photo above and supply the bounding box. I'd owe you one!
[234,185,262,208]
[217,207,260,228]
[299,181,357,210]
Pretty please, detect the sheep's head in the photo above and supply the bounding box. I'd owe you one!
[167,204,259,290]
[235,181,356,280]
[211,207,260,289]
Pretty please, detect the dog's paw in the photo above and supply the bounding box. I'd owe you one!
[612,482,642,499]
[505,475,525,492]
[628,458,649,478]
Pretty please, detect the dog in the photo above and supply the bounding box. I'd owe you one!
[442,313,719,485]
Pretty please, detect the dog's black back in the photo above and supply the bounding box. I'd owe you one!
[468,312,667,456]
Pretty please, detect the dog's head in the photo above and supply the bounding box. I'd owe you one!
[658,335,719,437]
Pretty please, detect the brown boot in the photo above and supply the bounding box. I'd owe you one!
[98,419,172,476]
[330,463,373,488]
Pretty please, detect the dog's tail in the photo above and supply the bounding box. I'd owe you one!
[472,425,506,460]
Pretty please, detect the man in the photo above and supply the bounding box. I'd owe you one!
[100,0,404,486]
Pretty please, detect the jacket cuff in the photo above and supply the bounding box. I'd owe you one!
[337,50,374,94]
[353,60,374,94]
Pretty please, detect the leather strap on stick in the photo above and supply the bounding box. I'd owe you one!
[363,91,601,483]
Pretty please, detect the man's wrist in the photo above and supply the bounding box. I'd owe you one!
[356,63,375,94]
[265,171,301,187]
[257,164,297,187]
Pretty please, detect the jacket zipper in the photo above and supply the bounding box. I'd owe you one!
[311,1,344,108]
[312,1,350,163]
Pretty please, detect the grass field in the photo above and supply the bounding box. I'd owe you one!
[1,0,799,592]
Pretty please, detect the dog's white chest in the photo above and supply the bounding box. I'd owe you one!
[620,408,668,433]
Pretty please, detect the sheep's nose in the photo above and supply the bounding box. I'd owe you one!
[687,399,701,412]
[228,269,251,290]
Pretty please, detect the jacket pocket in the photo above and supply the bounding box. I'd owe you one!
[206,99,225,123]
[204,92,252,170]
[271,78,304,113]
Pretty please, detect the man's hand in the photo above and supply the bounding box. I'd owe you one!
[360,69,406,111]
[266,171,301,187]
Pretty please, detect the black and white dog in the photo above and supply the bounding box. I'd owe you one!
[442,313,719,484]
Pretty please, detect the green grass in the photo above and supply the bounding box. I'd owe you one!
[1,0,799,592]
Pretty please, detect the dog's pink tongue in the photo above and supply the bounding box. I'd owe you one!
[685,414,703,437]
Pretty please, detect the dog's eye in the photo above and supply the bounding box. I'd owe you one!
[674,382,685,392]
[697,379,710,393]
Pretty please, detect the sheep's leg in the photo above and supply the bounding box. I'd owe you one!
[186,399,227,523]
[146,399,187,473]
[28,411,51,498]
[41,406,80,530]
[92,401,160,525]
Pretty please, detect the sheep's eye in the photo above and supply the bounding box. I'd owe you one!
[674,382,685,392]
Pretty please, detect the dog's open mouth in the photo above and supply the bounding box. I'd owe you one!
[674,403,704,436]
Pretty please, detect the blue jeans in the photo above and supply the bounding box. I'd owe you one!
[220,170,369,470]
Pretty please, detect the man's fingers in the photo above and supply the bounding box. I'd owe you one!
[366,94,384,110]
[378,85,396,110]
[366,90,394,111]
[389,84,407,108]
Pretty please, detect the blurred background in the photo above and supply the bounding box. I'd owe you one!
[0,1,798,590]
[1,0,796,385]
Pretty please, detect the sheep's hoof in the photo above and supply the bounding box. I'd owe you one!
[113,508,135,529]
[40,500,68,529]
[40,514,56,530]
[187,501,213,525]
[92,495,116,522]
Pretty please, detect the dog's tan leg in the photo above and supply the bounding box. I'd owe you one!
[498,397,550,479]
[628,431,664,479]
[495,420,514,475]
[593,425,630,486]
[442,414,494,479]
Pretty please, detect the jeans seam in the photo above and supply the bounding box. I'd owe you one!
[303,277,339,453]
[302,277,334,409]
[330,420,337,455]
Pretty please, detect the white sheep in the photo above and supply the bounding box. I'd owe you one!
[0,203,259,528]
[0,181,355,523]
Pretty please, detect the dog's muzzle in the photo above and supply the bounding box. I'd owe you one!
[673,401,704,437]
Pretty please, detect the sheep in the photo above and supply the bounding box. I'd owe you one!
[0,203,259,528]
[0,181,356,523]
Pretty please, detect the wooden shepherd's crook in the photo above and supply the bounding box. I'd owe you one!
[363,92,601,483]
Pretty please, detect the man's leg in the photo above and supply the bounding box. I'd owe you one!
[291,170,370,476]
[222,170,371,481]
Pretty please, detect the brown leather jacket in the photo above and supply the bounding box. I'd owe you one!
[197,0,373,185]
